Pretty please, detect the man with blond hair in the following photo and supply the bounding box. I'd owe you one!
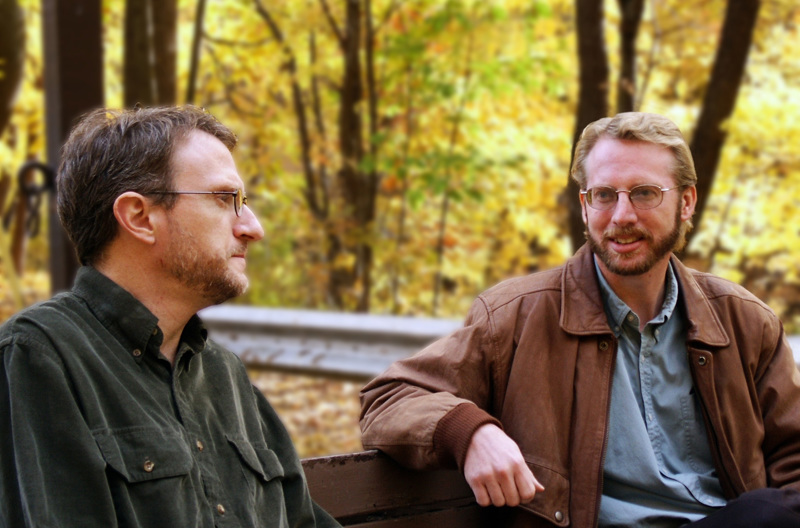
[361,112,800,527]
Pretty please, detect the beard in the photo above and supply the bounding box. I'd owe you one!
[164,221,248,305]
[587,204,683,276]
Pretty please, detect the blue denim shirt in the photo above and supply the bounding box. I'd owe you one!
[596,261,727,527]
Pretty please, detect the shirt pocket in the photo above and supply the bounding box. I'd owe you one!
[93,427,194,483]
[226,434,285,483]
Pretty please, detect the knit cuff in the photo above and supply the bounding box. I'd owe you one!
[433,402,502,471]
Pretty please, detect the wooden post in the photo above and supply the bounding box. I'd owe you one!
[41,0,103,293]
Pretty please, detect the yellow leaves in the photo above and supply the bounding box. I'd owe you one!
[249,370,362,457]
[0,269,49,324]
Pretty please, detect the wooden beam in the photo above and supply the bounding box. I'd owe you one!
[302,450,491,527]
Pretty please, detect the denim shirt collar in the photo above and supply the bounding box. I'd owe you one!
[594,258,679,337]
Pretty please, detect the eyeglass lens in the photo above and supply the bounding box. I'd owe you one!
[587,185,663,210]
[235,189,247,216]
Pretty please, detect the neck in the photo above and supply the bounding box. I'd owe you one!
[595,255,671,330]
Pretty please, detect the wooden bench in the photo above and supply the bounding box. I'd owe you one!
[302,450,491,527]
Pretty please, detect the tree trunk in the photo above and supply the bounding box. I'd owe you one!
[616,0,644,113]
[0,0,24,133]
[688,0,760,247]
[332,0,374,312]
[124,0,177,107]
[185,0,207,104]
[568,0,610,252]
[1,0,26,277]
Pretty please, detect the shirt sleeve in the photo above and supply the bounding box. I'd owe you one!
[251,385,341,528]
[359,297,503,471]
[0,335,117,527]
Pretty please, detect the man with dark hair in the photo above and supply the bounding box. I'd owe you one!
[0,106,339,527]
[361,112,800,527]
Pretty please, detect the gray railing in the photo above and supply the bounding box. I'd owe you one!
[199,305,800,379]
[198,305,462,380]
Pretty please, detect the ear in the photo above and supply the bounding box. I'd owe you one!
[680,185,697,222]
[113,192,158,245]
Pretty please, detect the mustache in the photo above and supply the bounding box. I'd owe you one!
[604,226,651,241]
[230,244,248,257]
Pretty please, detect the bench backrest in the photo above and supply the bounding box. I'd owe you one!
[302,450,491,527]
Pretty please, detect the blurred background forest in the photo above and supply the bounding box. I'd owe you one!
[1,0,799,455]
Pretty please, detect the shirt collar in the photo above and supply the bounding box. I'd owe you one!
[594,259,679,334]
[71,266,207,361]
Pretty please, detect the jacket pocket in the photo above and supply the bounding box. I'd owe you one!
[518,459,570,527]
[226,434,285,483]
[93,427,194,483]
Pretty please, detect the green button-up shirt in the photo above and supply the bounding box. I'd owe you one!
[0,266,339,528]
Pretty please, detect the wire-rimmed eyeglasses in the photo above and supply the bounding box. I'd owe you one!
[581,184,679,211]
[147,189,248,216]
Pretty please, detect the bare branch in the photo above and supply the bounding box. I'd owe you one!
[252,0,327,220]
[310,30,330,218]
[253,0,286,43]
[205,45,266,117]
[203,31,272,48]
[374,0,402,35]
[365,0,380,221]
[318,0,345,48]
[186,0,207,103]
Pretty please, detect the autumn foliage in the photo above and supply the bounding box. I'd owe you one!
[2,0,800,332]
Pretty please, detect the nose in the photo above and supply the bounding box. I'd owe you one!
[610,192,638,225]
[235,205,265,242]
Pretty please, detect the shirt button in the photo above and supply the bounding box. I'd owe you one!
[152,328,158,336]
[132,349,142,357]
[555,510,564,522]
[626,314,635,322]
[196,440,204,452]
[143,459,155,472]
[217,504,226,515]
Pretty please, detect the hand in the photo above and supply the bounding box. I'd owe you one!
[463,424,544,507]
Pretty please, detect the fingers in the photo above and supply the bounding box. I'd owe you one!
[463,424,545,508]
[469,462,537,507]
[514,466,545,505]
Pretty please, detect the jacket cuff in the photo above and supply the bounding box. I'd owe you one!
[433,402,502,471]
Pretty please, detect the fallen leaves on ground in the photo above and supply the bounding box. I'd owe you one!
[248,369,364,458]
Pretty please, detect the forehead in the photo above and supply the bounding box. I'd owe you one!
[584,138,675,188]
[170,130,242,189]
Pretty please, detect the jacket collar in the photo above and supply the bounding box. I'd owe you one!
[559,245,729,348]
[669,255,729,348]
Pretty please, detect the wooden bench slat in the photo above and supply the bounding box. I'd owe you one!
[302,450,486,527]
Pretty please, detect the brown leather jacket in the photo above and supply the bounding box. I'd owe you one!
[360,245,800,527]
